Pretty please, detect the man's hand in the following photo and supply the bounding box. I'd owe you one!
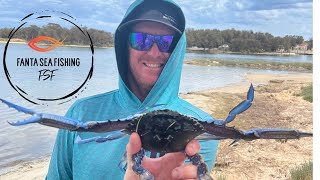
[124,132,201,180]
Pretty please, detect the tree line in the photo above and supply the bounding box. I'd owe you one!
[0,24,312,52]
[186,28,312,53]
[0,23,113,47]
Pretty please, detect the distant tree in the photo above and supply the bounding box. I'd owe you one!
[185,28,305,53]
[0,28,13,38]
[0,24,114,47]
[307,38,313,50]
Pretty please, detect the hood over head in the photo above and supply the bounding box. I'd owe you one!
[114,0,186,109]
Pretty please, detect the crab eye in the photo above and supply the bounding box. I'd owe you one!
[28,36,64,52]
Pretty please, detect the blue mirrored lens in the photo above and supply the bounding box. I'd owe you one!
[130,33,174,53]
[158,36,174,52]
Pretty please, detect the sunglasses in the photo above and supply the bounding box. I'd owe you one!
[129,32,175,53]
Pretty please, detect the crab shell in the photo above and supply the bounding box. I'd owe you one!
[123,109,205,153]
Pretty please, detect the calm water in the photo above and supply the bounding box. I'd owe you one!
[0,43,313,174]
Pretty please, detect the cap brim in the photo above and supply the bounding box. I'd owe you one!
[118,19,182,34]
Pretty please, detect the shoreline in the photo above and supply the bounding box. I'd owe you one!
[184,59,313,72]
[0,156,50,180]
[186,48,313,56]
[0,41,113,49]
[0,72,312,180]
[1,42,312,54]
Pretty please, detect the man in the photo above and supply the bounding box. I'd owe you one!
[47,0,219,179]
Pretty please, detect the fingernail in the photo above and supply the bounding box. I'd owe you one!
[130,136,137,146]
[172,168,182,179]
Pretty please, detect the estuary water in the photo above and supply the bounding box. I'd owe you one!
[0,43,312,174]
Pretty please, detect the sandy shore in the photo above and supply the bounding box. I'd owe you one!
[181,72,312,179]
[0,72,312,180]
[0,157,50,180]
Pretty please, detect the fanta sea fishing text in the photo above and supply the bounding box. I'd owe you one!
[16,58,80,81]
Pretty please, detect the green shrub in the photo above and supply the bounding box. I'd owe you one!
[297,84,313,102]
[289,161,312,180]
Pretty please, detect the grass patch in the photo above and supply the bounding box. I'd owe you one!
[297,84,313,102]
[289,161,312,180]
[185,59,313,72]
[216,175,226,180]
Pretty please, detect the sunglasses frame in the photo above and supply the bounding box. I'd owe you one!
[129,32,178,53]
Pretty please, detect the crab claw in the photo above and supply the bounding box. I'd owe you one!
[0,98,36,115]
[0,98,42,125]
[1,98,91,130]
[223,84,254,125]
[243,128,313,140]
[7,116,42,126]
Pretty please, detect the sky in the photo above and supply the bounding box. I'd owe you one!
[0,0,313,39]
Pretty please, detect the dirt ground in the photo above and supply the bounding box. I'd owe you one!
[181,74,313,180]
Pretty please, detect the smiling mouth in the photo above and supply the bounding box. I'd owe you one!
[143,63,164,68]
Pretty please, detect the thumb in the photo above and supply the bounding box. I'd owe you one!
[124,132,142,179]
[127,132,142,157]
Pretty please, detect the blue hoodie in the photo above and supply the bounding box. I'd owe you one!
[47,0,219,179]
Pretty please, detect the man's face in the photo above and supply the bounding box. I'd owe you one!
[128,21,176,89]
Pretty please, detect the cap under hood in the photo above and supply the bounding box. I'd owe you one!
[114,0,186,109]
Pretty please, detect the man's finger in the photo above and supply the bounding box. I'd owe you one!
[142,151,186,174]
[185,140,201,156]
[124,133,142,180]
[126,132,142,157]
[172,164,198,179]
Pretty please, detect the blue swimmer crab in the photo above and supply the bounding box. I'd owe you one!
[0,84,313,180]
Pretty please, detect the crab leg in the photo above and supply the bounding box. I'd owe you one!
[131,149,155,180]
[222,83,254,125]
[187,153,213,180]
[243,128,313,140]
[197,127,312,142]
[118,152,128,172]
[75,130,128,144]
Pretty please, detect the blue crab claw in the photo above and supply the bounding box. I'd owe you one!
[1,98,92,130]
[0,98,36,115]
[0,98,42,126]
[243,128,313,140]
[7,116,41,126]
[223,84,254,125]
[1,98,131,132]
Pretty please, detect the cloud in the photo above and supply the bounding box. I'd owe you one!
[0,0,312,39]
[176,0,312,38]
